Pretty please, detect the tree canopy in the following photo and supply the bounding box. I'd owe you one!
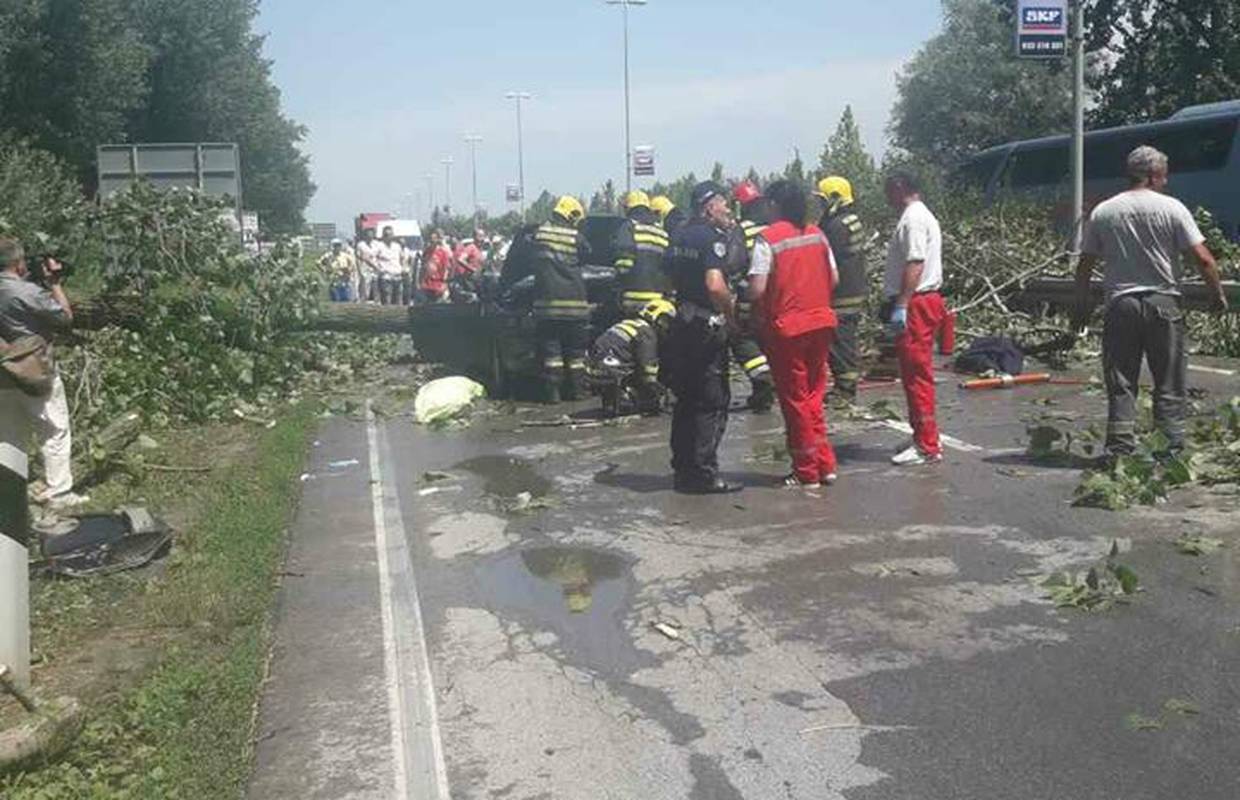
[0,0,314,234]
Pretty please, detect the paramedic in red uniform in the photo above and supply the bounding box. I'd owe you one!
[883,172,946,466]
[747,180,840,489]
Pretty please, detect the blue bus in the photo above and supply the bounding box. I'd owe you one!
[955,100,1240,239]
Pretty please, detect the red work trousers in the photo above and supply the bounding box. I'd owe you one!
[896,292,946,456]
[766,328,838,483]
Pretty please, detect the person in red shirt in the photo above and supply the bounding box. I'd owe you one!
[747,180,840,489]
[455,230,486,277]
[418,229,452,303]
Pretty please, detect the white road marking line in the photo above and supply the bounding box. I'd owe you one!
[367,401,451,799]
[1189,364,1236,377]
[881,420,986,454]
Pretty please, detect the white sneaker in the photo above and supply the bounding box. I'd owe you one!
[891,446,943,467]
[46,491,90,509]
[783,474,821,490]
[823,473,839,486]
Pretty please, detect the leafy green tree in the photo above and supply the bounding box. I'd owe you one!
[589,179,617,213]
[710,162,725,183]
[1086,0,1240,125]
[816,105,879,202]
[783,149,806,184]
[889,0,1073,168]
[526,190,557,224]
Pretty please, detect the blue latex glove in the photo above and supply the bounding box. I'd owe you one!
[887,305,908,336]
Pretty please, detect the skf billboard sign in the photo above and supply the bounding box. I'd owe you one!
[1016,0,1068,59]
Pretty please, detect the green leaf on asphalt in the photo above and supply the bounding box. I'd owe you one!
[1175,534,1225,556]
[1124,713,1164,731]
[1110,564,1140,595]
[1163,698,1201,716]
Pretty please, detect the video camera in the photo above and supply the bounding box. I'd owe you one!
[25,252,73,286]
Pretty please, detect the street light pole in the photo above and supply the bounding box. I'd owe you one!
[464,134,483,224]
[441,157,455,216]
[1070,0,1085,257]
[505,91,532,220]
[606,0,646,194]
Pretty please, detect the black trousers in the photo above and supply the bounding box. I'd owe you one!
[667,315,731,482]
[536,318,590,398]
[828,310,862,401]
[1102,292,1187,455]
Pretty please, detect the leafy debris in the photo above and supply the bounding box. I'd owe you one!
[1036,540,1140,612]
[1175,534,1225,556]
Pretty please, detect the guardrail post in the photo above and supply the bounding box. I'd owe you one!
[0,439,31,692]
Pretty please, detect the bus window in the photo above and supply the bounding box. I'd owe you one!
[1152,119,1237,172]
[955,149,1009,190]
[1007,145,1070,188]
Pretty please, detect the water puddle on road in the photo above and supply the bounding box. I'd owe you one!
[455,455,552,498]
[475,545,647,674]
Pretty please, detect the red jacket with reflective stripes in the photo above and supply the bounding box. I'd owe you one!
[759,221,837,339]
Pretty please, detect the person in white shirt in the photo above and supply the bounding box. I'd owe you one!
[883,172,946,466]
[354,228,380,303]
[1073,145,1227,458]
[372,226,408,306]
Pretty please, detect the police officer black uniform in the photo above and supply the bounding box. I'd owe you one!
[816,176,869,406]
[499,196,590,403]
[662,182,743,495]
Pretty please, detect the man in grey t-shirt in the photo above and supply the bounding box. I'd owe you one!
[1073,146,1228,458]
[0,238,87,508]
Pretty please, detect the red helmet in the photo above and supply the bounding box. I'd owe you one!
[733,181,762,207]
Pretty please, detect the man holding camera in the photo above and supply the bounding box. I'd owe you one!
[0,237,86,509]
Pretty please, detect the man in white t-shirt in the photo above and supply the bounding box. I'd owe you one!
[883,172,946,466]
[354,228,380,303]
[1074,145,1227,458]
[372,226,408,306]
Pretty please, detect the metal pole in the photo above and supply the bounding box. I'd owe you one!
[0,438,31,692]
[442,157,454,216]
[516,98,526,219]
[465,135,482,224]
[1070,0,1085,256]
[622,1,632,193]
[424,174,435,219]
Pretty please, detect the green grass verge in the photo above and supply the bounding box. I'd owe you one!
[2,405,317,799]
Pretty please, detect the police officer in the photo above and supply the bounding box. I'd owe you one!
[612,190,672,318]
[499,196,590,403]
[662,182,742,495]
[816,176,869,407]
[727,182,776,412]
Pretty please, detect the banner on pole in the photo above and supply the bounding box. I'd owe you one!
[505,184,522,203]
[632,146,655,177]
[1016,0,1068,59]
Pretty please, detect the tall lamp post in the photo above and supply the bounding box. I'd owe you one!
[464,134,483,225]
[505,91,532,219]
[605,0,647,193]
[441,157,455,216]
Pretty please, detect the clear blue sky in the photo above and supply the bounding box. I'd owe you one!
[257,0,944,231]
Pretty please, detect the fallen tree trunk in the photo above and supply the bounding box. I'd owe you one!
[1017,279,1240,312]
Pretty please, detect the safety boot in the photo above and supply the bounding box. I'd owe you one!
[746,379,775,413]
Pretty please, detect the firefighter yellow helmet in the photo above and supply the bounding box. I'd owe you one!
[622,190,651,211]
[649,195,675,221]
[553,195,585,224]
[816,176,855,206]
[639,298,676,326]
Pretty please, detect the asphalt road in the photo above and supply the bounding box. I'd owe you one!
[250,360,1240,800]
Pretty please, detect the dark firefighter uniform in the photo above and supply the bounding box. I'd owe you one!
[817,177,869,405]
[587,316,663,416]
[613,201,672,318]
[499,198,590,403]
[663,184,736,493]
[727,210,776,412]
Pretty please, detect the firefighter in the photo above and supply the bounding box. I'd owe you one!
[651,195,687,236]
[498,196,590,403]
[663,182,742,495]
[587,298,676,417]
[727,181,776,412]
[612,190,672,318]
[816,176,869,407]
